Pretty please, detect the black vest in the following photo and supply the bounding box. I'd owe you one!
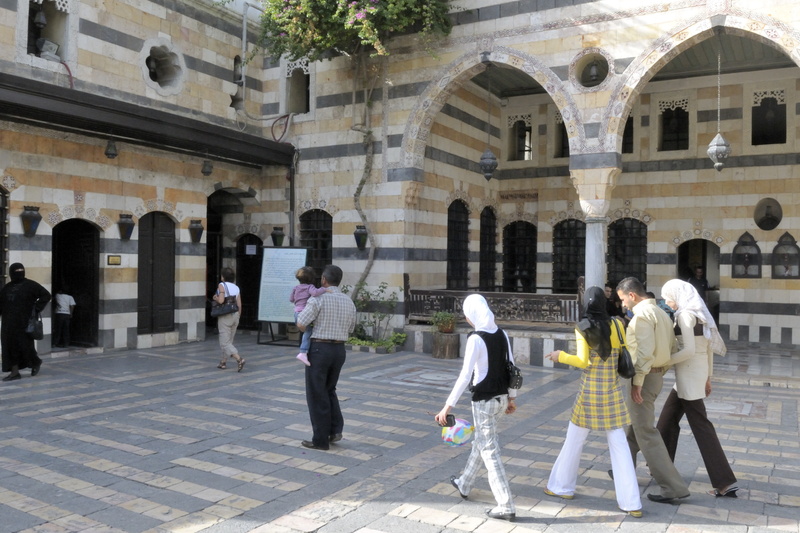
[468,329,510,402]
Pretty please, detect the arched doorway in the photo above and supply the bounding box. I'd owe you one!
[137,212,175,334]
[52,219,99,347]
[677,239,720,324]
[236,234,263,330]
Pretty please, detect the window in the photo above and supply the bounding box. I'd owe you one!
[555,111,569,158]
[621,115,634,154]
[447,200,469,290]
[502,221,537,292]
[26,0,68,60]
[508,116,532,161]
[140,38,186,96]
[658,98,689,151]
[607,218,647,286]
[299,209,332,286]
[230,55,244,111]
[479,207,497,291]
[138,212,175,334]
[286,57,310,114]
[771,232,799,279]
[552,219,585,293]
[752,91,786,145]
[732,232,761,279]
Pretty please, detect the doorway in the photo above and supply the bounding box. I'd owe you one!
[52,219,99,347]
[236,234,263,330]
[677,238,720,324]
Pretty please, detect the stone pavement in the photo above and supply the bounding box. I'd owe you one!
[0,334,798,533]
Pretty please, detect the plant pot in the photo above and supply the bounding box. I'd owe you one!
[432,332,459,359]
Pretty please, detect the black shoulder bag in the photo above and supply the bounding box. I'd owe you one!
[612,318,635,379]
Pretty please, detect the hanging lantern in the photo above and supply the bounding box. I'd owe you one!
[478,51,498,181]
[707,133,730,172]
[479,148,498,181]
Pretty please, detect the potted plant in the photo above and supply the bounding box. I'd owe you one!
[431,311,456,333]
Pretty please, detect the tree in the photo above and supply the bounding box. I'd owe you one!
[256,0,452,61]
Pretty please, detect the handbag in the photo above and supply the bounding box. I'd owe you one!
[25,309,44,340]
[612,318,635,379]
[210,282,239,317]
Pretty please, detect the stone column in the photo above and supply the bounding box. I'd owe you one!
[569,154,622,291]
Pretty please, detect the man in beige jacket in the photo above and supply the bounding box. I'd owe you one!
[616,277,690,503]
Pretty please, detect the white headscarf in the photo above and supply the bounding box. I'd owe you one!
[462,294,498,333]
[661,279,727,356]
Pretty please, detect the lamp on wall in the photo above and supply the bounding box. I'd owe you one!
[104,139,118,159]
[33,9,47,29]
[20,206,42,238]
[201,160,213,176]
[353,225,368,250]
[707,49,731,171]
[271,226,285,247]
[117,213,135,240]
[189,220,204,243]
[478,51,498,181]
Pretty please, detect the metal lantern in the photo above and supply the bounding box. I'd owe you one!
[117,214,135,240]
[479,148,498,181]
[188,220,204,243]
[20,206,42,238]
[270,226,285,247]
[707,133,731,172]
[353,225,368,250]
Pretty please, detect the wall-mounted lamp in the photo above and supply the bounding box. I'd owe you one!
[201,160,213,176]
[353,225,368,251]
[33,9,47,29]
[271,226,285,247]
[104,139,118,159]
[189,219,204,243]
[117,213,135,240]
[20,206,42,238]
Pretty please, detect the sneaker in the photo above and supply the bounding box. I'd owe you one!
[296,353,311,366]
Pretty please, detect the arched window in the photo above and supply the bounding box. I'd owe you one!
[479,207,497,291]
[447,200,469,290]
[502,221,537,292]
[138,212,175,334]
[607,218,647,286]
[299,209,332,286]
[553,219,585,294]
[771,232,800,279]
[732,232,761,279]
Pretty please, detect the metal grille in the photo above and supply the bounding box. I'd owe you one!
[552,219,585,294]
[502,221,537,292]
[660,107,689,151]
[479,207,497,291]
[299,209,332,285]
[607,218,647,286]
[447,201,469,290]
[772,233,800,279]
[752,97,786,145]
[732,232,761,279]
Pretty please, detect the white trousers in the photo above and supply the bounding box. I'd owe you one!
[547,422,642,511]
[452,396,515,514]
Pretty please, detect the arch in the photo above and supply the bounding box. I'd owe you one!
[603,10,800,152]
[400,46,581,175]
[208,181,261,207]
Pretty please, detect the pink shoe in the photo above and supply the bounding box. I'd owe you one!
[296,353,311,366]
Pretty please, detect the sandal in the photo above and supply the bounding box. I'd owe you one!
[708,485,738,498]
[216,361,227,369]
[237,358,246,372]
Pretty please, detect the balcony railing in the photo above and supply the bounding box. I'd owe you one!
[407,289,580,324]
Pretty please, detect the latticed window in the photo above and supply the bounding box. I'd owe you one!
[732,232,761,279]
[502,221,537,292]
[659,99,689,151]
[552,219,585,294]
[479,207,497,291]
[752,91,786,146]
[607,218,647,287]
[447,201,469,290]
[771,232,799,279]
[299,209,332,285]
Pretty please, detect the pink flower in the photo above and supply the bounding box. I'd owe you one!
[356,12,365,19]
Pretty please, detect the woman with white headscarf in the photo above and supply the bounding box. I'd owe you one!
[544,286,642,518]
[658,279,738,497]
[434,294,517,522]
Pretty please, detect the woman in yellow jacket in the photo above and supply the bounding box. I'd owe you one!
[544,286,642,517]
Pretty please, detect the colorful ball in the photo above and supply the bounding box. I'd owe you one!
[442,418,474,446]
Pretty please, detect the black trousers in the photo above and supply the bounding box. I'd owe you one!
[305,341,346,447]
[53,313,71,346]
[657,388,737,490]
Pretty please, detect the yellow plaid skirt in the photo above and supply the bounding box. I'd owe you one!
[570,349,631,430]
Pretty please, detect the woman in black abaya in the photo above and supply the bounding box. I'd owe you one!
[0,263,51,381]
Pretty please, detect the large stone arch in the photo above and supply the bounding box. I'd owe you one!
[399,45,581,177]
[603,10,800,152]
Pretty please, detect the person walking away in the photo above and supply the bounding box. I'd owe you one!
[544,286,642,518]
[616,277,690,503]
[53,285,76,348]
[658,279,738,497]
[435,294,517,522]
[296,265,356,450]
[289,266,329,366]
[0,263,51,381]
[214,267,245,372]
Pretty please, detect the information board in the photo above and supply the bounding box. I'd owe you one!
[257,247,308,323]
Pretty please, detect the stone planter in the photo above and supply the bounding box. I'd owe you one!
[432,332,459,359]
